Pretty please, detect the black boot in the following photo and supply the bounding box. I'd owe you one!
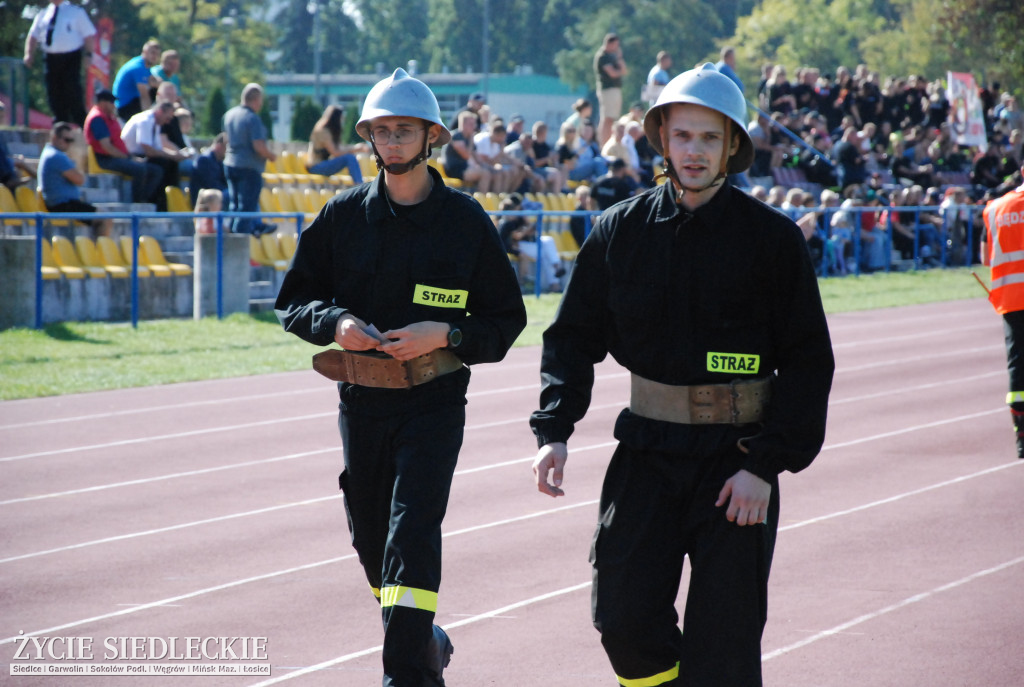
[425,625,453,685]
[1010,407,1024,459]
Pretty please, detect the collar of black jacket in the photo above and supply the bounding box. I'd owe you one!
[364,165,447,227]
[652,176,734,228]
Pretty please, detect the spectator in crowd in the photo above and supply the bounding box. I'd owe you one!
[833,125,867,191]
[150,49,182,101]
[476,121,524,193]
[190,132,228,206]
[193,187,223,234]
[601,121,642,188]
[442,110,492,192]
[590,158,633,210]
[223,83,277,234]
[891,131,935,187]
[715,46,743,92]
[0,103,36,190]
[646,50,672,105]
[38,121,111,235]
[497,193,565,292]
[175,107,198,178]
[304,105,367,183]
[792,67,818,112]
[530,121,565,193]
[765,184,786,206]
[449,91,486,129]
[23,0,96,126]
[756,61,774,111]
[972,141,1005,190]
[765,65,797,115]
[557,122,607,185]
[563,98,593,135]
[747,185,768,202]
[796,131,838,187]
[505,114,525,145]
[747,112,782,177]
[121,101,185,211]
[84,88,163,205]
[594,33,628,145]
[112,40,161,121]
[995,96,1023,138]
[502,130,546,193]
[569,184,595,247]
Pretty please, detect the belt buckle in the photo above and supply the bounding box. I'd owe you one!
[728,380,742,424]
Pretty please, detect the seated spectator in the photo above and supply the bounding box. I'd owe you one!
[591,158,634,210]
[890,136,935,187]
[832,126,867,190]
[175,107,198,178]
[601,121,641,188]
[84,89,163,205]
[112,40,161,121]
[747,185,769,203]
[971,141,1004,190]
[557,122,607,185]
[562,98,593,136]
[748,112,784,177]
[474,121,522,193]
[766,65,797,115]
[796,131,838,187]
[781,187,805,215]
[193,187,223,234]
[442,110,492,192]
[0,102,36,190]
[190,133,228,206]
[529,121,565,193]
[448,92,486,130]
[505,114,525,145]
[627,121,657,187]
[569,184,595,247]
[149,49,182,102]
[497,193,564,291]
[121,101,188,211]
[765,185,787,207]
[38,122,111,236]
[304,105,367,182]
[502,131,546,193]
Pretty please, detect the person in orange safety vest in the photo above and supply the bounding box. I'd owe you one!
[981,161,1024,458]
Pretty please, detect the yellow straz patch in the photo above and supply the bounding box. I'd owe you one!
[707,352,760,374]
[414,284,468,309]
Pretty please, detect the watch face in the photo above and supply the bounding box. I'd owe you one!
[448,327,463,347]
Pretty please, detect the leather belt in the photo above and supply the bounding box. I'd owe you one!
[312,349,464,389]
[630,374,771,425]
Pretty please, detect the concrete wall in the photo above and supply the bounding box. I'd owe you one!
[193,234,251,319]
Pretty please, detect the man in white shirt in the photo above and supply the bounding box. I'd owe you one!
[23,0,96,126]
[121,102,186,211]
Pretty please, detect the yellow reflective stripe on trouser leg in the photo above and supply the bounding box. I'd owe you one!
[617,662,680,687]
[379,585,438,612]
[1007,391,1024,404]
[369,585,381,600]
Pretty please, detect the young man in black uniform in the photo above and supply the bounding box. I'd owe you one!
[530,63,835,686]
[275,68,526,686]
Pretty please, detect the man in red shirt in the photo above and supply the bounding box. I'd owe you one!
[83,89,161,204]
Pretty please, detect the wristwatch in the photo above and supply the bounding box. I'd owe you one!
[447,325,463,348]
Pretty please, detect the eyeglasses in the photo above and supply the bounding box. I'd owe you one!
[369,127,425,145]
[62,137,75,143]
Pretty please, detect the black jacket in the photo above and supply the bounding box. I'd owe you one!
[530,182,835,481]
[275,167,526,370]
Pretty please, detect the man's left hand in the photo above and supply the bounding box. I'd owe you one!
[378,321,450,361]
[715,469,771,526]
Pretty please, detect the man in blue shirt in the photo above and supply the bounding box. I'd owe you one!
[715,46,744,94]
[190,133,227,206]
[223,83,276,234]
[39,121,110,235]
[112,40,161,121]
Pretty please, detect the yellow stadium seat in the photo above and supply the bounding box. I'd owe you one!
[357,154,378,181]
[119,235,165,276]
[140,235,192,277]
[304,188,325,214]
[39,238,71,279]
[75,236,127,278]
[53,236,106,278]
[87,146,130,179]
[0,185,24,226]
[277,232,297,260]
[97,236,149,277]
[165,186,191,213]
[260,232,288,264]
[264,159,279,174]
[16,186,71,227]
[273,187,297,213]
[249,235,288,271]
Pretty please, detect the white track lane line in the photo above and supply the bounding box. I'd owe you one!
[761,553,1024,661]
[0,501,597,646]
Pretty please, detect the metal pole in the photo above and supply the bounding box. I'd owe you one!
[131,215,140,328]
[216,214,224,319]
[34,216,44,329]
[481,0,490,98]
[312,0,322,107]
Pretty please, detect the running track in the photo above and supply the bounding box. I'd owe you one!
[2,299,1023,686]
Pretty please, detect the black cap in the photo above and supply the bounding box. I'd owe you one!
[95,89,116,103]
[470,92,486,103]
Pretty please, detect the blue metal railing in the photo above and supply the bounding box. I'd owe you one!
[4,210,303,329]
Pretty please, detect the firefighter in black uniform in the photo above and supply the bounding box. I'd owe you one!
[276,68,526,686]
[530,63,835,686]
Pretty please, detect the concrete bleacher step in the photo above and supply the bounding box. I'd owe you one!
[80,187,120,204]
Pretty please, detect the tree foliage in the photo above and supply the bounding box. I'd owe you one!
[2,0,1020,137]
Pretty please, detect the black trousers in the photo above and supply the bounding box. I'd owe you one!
[337,372,468,687]
[1004,310,1024,397]
[592,412,779,687]
[44,49,86,126]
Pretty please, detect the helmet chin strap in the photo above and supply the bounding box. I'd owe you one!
[654,117,733,203]
[371,139,432,176]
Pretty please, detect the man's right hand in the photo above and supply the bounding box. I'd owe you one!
[334,314,380,351]
[532,442,568,497]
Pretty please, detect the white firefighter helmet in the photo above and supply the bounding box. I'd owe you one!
[356,68,451,147]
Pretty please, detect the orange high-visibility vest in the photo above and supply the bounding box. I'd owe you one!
[985,185,1024,314]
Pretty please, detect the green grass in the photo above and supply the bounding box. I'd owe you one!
[0,268,989,401]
